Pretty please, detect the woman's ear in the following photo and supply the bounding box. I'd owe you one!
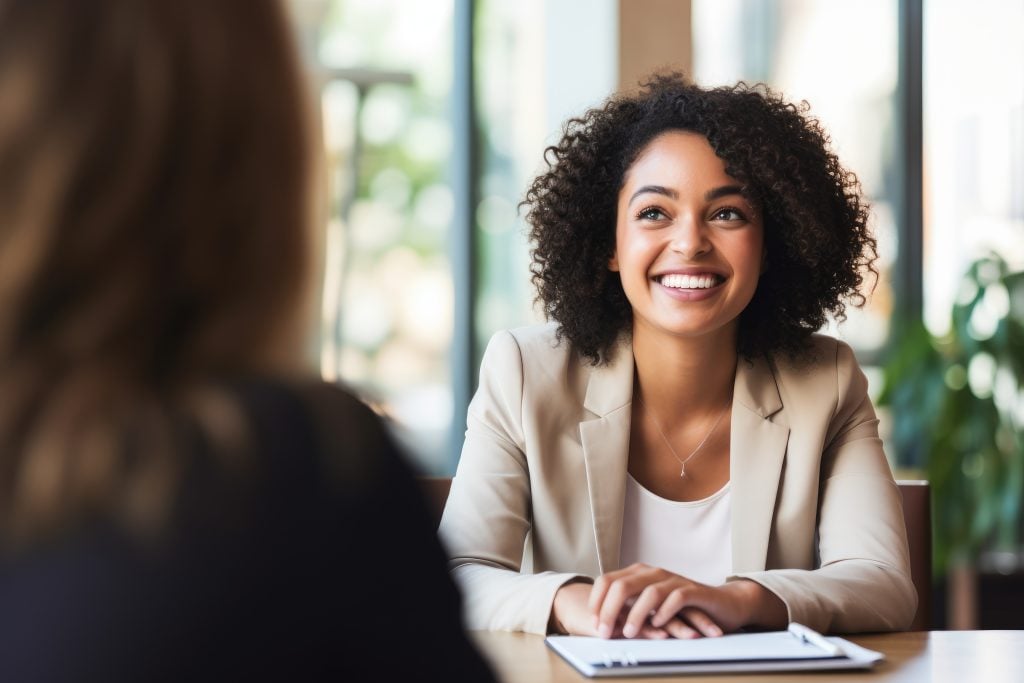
[608,251,619,272]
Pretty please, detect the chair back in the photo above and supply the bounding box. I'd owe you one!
[420,476,453,528]
[897,479,932,630]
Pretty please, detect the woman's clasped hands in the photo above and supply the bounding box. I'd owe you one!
[551,563,786,640]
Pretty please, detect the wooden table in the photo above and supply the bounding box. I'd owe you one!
[473,630,1024,682]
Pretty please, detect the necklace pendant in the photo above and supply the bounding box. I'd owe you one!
[679,465,686,477]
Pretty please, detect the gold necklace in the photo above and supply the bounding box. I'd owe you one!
[636,394,731,478]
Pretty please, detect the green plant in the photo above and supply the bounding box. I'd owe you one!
[879,253,1024,575]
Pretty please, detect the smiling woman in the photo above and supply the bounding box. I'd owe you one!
[439,73,917,641]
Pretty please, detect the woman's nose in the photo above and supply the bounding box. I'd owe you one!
[668,216,711,259]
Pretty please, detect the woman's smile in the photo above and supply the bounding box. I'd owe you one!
[654,270,727,301]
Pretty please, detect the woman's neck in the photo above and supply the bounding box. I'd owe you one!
[631,324,738,414]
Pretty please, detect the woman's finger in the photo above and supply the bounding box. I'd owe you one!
[649,587,723,637]
[650,585,692,628]
[663,617,702,639]
[637,623,670,639]
[604,600,669,639]
[621,580,675,638]
[588,573,612,615]
[593,566,661,638]
[595,576,644,637]
[679,606,723,637]
[588,563,653,613]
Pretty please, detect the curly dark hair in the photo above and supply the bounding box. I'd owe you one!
[523,73,877,364]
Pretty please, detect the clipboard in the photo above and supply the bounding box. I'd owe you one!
[545,624,884,678]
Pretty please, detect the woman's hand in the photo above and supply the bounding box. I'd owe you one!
[551,581,681,638]
[588,564,787,639]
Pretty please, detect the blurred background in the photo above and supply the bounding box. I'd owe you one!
[286,0,1023,630]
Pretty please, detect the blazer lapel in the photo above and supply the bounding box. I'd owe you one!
[579,340,634,574]
[730,354,790,572]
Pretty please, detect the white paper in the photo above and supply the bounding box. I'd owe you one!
[546,630,884,678]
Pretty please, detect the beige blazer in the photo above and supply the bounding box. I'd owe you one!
[439,323,916,635]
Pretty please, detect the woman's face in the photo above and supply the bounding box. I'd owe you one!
[609,130,764,347]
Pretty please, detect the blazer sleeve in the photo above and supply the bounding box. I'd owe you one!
[731,342,918,633]
[438,330,588,634]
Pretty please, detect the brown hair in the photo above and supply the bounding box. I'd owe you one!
[0,0,314,539]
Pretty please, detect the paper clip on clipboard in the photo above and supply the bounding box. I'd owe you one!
[787,622,846,657]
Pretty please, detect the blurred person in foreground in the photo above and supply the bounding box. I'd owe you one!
[0,0,493,680]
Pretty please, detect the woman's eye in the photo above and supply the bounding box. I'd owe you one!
[712,207,744,221]
[637,207,667,221]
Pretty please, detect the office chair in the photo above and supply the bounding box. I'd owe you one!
[897,480,932,630]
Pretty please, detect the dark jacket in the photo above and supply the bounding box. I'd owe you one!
[0,379,494,682]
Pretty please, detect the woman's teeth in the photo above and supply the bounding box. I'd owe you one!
[659,274,720,289]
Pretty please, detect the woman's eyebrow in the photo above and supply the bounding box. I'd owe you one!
[628,185,678,205]
[628,183,746,206]
[704,184,745,201]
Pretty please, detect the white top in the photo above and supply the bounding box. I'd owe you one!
[618,474,733,586]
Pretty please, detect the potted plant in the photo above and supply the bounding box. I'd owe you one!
[879,253,1024,627]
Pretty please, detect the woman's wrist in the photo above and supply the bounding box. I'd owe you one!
[549,580,593,634]
[724,579,788,630]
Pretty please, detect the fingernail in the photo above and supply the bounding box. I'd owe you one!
[709,625,722,637]
[598,623,612,639]
[622,623,637,638]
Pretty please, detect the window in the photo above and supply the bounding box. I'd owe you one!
[923,0,1024,335]
[295,0,456,472]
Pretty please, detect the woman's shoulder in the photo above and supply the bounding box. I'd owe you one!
[222,375,400,489]
[229,374,373,418]
[766,333,869,413]
[226,374,383,431]
[485,321,565,356]
[769,333,859,376]
[479,321,573,371]
[480,322,601,390]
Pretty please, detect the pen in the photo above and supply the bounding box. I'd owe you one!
[787,622,845,657]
